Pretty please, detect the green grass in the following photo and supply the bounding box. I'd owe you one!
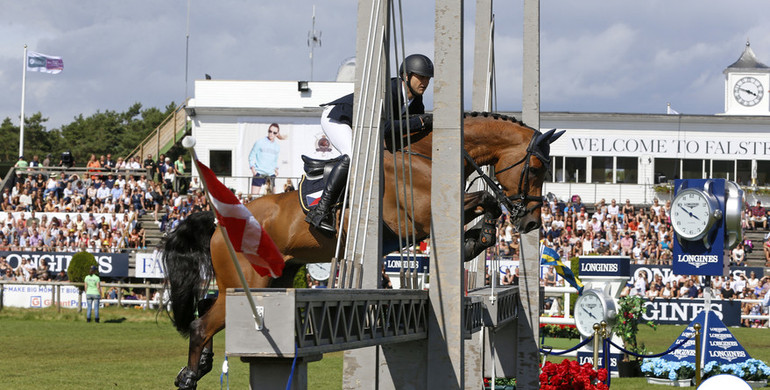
[2,306,770,389]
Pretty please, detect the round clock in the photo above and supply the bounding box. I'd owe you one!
[733,76,764,107]
[671,187,722,242]
[574,289,616,338]
[307,263,331,281]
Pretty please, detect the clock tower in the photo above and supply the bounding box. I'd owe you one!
[724,40,770,115]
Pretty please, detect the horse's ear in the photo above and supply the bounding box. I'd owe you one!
[536,129,556,146]
[549,129,566,144]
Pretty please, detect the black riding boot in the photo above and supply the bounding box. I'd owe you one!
[305,155,350,235]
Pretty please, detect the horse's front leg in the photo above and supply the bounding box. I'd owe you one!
[175,297,226,390]
[463,191,502,261]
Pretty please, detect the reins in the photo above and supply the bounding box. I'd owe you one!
[463,130,546,219]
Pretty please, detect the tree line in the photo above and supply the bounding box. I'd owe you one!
[0,102,178,165]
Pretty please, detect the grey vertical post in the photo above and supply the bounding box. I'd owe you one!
[518,0,541,389]
[467,0,494,385]
[343,0,388,388]
[429,0,465,388]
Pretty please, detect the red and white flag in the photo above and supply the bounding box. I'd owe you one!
[194,159,284,278]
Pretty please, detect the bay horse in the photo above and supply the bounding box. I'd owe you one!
[163,112,563,389]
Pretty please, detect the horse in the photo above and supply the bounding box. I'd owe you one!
[163,111,563,389]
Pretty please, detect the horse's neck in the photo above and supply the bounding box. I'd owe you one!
[463,119,531,169]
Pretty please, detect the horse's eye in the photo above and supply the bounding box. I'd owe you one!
[528,166,540,175]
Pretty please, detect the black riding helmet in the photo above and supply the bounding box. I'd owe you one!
[399,54,434,79]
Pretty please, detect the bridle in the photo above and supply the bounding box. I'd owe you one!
[463,130,549,220]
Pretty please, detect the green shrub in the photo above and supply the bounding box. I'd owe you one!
[294,265,308,289]
[67,252,98,292]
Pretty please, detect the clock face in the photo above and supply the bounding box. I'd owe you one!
[733,76,764,107]
[575,292,605,337]
[671,189,712,240]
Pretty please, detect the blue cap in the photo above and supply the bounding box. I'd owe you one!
[90,265,98,272]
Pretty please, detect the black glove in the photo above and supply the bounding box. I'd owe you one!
[419,114,433,131]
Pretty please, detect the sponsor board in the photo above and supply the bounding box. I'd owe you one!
[2,284,85,309]
[135,252,165,278]
[2,251,129,277]
[641,298,741,326]
[577,351,622,373]
[578,256,630,277]
[660,310,752,365]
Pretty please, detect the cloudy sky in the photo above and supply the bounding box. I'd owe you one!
[2,1,770,131]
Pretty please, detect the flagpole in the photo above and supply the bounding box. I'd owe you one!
[20,44,27,158]
[183,136,264,330]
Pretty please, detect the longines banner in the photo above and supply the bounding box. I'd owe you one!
[564,135,770,159]
[640,298,742,327]
[629,264,763,287]
[2,251,129,278]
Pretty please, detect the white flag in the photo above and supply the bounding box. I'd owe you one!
[27,51,63,74]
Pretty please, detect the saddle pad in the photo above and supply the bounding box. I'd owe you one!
[298,175,325,213]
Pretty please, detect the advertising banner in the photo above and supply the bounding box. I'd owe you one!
[135,252,165,279]
[640,298,742,326]
[629,264,762,287]
[578,256,630,277]
[660,310,751,365]
[2,251,130,277]
[1,284,83,309]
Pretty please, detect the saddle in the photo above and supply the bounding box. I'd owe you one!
[301,155,346,179]
[298,155,345,213]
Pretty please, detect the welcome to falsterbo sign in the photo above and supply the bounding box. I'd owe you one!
[563,135,770,159]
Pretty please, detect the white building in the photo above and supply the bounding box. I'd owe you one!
[186,42,770,204]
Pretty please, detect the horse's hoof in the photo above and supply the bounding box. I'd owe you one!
[175,367,198,390]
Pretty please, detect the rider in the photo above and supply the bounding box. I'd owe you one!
[305,54,435,234]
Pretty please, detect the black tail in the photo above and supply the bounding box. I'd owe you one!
[161,211,216,337]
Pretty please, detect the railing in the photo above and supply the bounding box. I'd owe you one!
[127,101,190,161]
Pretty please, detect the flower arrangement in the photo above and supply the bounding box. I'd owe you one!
[703,359,770,381]
[640,359,695,381]
[614,295,656,360]
[642,358,770,382]
[539,359,608,390]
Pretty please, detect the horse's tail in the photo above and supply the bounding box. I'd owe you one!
[161,211,217,337]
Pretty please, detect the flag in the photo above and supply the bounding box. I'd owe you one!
[194,159,285,278]
[666,103,679,115]
[540,246,584,294]
[27,51,63,74]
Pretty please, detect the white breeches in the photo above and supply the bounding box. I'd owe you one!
[320,105,352,156]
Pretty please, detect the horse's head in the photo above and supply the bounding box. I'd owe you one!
[493,127,565,233]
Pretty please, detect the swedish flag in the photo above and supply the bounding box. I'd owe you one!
[540,246,584,294]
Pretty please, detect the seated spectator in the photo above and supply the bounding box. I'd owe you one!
[731,243,746,266]
[750,201,767,230]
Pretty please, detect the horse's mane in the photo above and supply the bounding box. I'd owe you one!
[463,111,538,132]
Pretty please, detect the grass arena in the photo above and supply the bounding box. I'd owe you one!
[4,305,770,389]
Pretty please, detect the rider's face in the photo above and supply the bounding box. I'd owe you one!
[409,74,431,97]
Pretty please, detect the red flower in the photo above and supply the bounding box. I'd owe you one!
[540,359,608,390]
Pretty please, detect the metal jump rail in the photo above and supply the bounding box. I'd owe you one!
[226,286,518,358]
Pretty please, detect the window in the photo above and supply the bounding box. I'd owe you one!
[564,157,587,183]
[591,156,613,183]
[654,158,678,184]
[711,160,734,181]
[736,160,752,186]
[209,150,232,176]
[757,161,770,186]
[682,159,703,179]
[616,157,638,184]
